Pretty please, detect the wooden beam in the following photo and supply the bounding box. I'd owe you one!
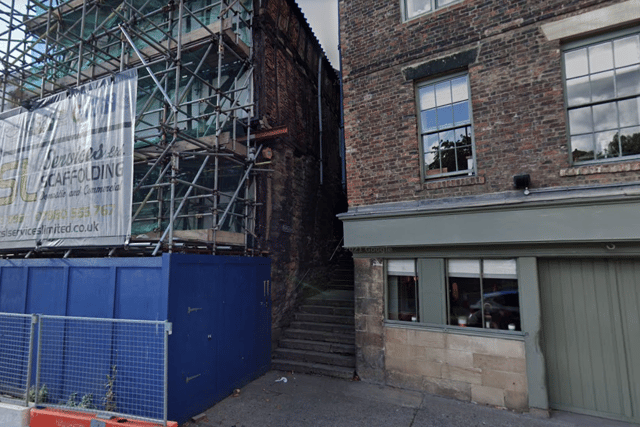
[132,228,245,246]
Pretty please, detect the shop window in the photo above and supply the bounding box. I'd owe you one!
[386,258,521,333]
[448,259,520,331]
[387,260,419,322]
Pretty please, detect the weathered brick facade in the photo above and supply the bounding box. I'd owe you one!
[254,0,345,337]
[340,0,640,418]
[340,0,640,207]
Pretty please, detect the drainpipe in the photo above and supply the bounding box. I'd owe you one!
[318,57,323,185]
[337,0,346,191]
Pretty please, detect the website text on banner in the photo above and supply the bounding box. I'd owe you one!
[0,70,136,250]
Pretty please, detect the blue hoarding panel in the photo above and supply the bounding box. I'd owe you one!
[67,268,115,318]
[0,258,167,319]
[114,265,165,320]
[166,254,271,423]
[26,268,66,315]
[0,268,27,312]
[0,254,271,424]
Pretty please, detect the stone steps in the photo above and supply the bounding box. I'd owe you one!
[304,298,353,307]
[289,321,354,334]
[273,252,355,380]
[299,305,354,316]
[273,348,355,368]
[271,359,355,380]
[294,312,355,325]
[283,328,355,344]
[278,338,355,355]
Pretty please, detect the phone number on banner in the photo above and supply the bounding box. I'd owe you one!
[0,204,115,224]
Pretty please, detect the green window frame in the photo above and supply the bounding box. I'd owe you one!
[417,73,476,180]
[386,258,521,333]
[563,28,640,164]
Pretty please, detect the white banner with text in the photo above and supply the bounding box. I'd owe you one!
[0,70,136,249]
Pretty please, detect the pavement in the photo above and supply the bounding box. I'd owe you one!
[181,370,637,427]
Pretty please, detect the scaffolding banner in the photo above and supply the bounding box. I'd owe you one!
[0,70,137,250]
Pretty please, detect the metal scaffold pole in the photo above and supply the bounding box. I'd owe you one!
[0,0,259,258]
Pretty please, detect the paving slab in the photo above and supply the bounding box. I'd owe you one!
[181,371,638,427]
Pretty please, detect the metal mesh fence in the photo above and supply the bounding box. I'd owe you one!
[0,313,34,405]
[36,315,168,423]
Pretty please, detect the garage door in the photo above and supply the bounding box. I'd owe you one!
[539,259,640,423]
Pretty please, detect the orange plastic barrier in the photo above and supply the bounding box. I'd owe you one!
[30,408,178,427]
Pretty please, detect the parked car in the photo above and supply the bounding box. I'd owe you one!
[468,290,520,330]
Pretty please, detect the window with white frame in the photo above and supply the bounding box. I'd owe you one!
[386,258,521,332]
[564,30,640,163]
[418,74,475,179]
[404,0,461,20]
[387,260,419,322]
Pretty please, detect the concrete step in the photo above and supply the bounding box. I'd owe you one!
[299,305,354,316]
[328,281,354,287]
[272,359,355,380]
[294,312,355,325]
[305,297,353,307]
[278,338,355,355]
[289,321,355,334]
[330,278,354,283]
[323,285,354,292]
[328,280,353,286]
[283,328,355,344]
[273,348,356,368]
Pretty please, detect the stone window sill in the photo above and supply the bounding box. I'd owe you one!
[384,321,525,341]
[424,175,485,190]
[560,161,640,177]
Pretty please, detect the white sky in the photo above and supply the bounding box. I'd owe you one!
[296,0,340,70]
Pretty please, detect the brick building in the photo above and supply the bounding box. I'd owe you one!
[339,0,640,422]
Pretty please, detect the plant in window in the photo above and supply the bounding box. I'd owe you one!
[418,74,474,178]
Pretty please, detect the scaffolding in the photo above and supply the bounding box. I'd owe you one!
[0,0,269,257]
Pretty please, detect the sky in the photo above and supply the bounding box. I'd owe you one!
[296,0,340,69]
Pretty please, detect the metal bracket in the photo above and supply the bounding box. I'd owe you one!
[188,307,202,314]
[185,373,201,383]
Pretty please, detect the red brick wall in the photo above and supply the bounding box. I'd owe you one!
[255,0,345,332]
[340,0,640,207]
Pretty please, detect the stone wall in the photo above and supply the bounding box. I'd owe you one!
[385,328,528,411]
[339,0,639,207]
[354,257,385,382]
[354,257,528,411]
